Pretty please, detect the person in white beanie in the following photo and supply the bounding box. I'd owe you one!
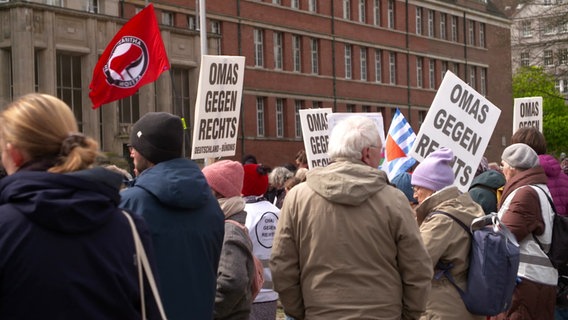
[411,147,485,320]
[491,143,557,320]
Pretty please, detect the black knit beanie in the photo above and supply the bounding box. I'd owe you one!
[130,112,183,164]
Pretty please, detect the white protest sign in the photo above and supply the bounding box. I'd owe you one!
[191,55,245,160]
[513,96,543,133]
[409,71,501,192]
[299,108,333,169]
[327,113,386,152]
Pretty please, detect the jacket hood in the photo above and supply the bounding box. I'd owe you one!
[469,170,506,190]
[539,154,562,179]
[306,158,387,206]
[132,158,211,210]
[0,167,123,234]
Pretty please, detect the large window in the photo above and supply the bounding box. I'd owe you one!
[118,94,140,136]
[309,0,317,12]
[416,7,422,35]
[479,23,485,47]
[441,60,448,80]
[171,67,191,127]
[429,60,436,89]
[469,66,476,89]
[360,47,367,81]
[440,13,446,40]
[56,53,83,130]
[388,0,395,29]
[521,51,530,67]
[276,98,284,138]
[375,49,382,83]
[254,29,264,67]
[256,97,265,137]
[345,45,352,79]
[373,0,380,26]
[521,20,532,38]
[291,0,299,9]
[544,50,554,66]
[469,20,475,46]
[428,10,434,37]
[311,38,319,74]
[295,100,303,138]
[359,0,366,23]
[274,32,283,70]
[559,48,568,65]
[293,35,302,72]
[343,0,351,20]
[416,57,423,88]
[161,11,173,26]
[480,68,487,96]
[451,16,458,42]
[389,52,396,84]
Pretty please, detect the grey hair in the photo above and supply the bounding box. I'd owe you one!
[269,166,294,189]
[328,116,381,161]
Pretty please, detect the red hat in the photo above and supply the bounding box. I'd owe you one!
[242,164,269,196]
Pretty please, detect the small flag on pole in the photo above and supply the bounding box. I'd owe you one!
[381,108,417,181]
[89,3,170,109]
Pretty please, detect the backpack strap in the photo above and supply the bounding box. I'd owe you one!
[530,185,556,253]
[432,211,472,236]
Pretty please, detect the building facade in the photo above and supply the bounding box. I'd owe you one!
[0,0,512,168]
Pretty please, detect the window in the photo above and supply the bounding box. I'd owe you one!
[256,97,265,137]
[544,50,554,66]
[162,11,173,26]
[469,20,475,46]
[375,49,382,83]
[559,48,568,65]
[171,68,191,133]
[87,0,98,13]
[188,16,198,30]
[254,29,264,67]
[429,60,435,89]
[389,52,396,84]
[311,38,319,74]
[293,35,302,72]
[451,16,458,42]
[416,57,423,88]
[428,10,434,37]
[56,54,83,130]
[544,0,552,5]
[521,52,530,67]
[373,0,381,26]
[118,94,140,136]
[309,0,317,12]
[273,0,281,4]
[544,21,556,35]
[274,32,283,70]
[291,0,299,9]
[452,62,459,76]
[312,101,322,108]
[211,21,221,34]
[441,61,448,80]
[276,98,284,138]
[521,20,532,37]
[345,44,352,79]
[440,13,446,40]
[418,110,427,126]
[480,68,487,96]
[295,100,303,138]
[479,23,485,47]
[359,0,366,23]
[416,7,422,35]
[362,105,371,112]
[556,79,562,92]
[469,66,476,89]
[343,0,351,20]
[360,47,367,81]
[560,22,568,34]
[346,104,355,112]
[388,0,395,29]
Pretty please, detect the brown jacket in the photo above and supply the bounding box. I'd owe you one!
[415,186,485,320]
[270,159,433,320]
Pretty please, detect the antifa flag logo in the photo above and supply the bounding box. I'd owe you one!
[103,36,149,88]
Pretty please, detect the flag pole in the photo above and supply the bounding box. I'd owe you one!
[199,0,214,166]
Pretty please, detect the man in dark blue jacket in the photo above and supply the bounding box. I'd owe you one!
[120,112,225,320]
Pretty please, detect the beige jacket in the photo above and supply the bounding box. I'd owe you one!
[415,186,485,320]
[270,159,432,320]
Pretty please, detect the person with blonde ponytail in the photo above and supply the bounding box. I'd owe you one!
[0,93,161,319]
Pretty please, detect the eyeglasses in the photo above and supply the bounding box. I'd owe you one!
[412,186,422,193]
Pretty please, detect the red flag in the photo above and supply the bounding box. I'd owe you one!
[89,3,170,109]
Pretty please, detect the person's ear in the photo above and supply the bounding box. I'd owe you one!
[5,143,27,170]
[361,147,371,165]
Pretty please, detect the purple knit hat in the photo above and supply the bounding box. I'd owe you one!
[411,147,455,191]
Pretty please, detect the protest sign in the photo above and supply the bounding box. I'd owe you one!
[299,108,333,169]
[409,71,501,192]
[327,112,386,151]
[191,55,245,160]
[513,96,543,133]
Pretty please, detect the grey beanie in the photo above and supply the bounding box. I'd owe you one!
[501,143,539,169]
[130,112,183,164]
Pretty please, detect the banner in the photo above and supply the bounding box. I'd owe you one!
[299,108,333,169]
[381,108,416,181]
[89,3,170,109]
[191,55,245,159]
[409,71,501,192]
[512,96,543,133]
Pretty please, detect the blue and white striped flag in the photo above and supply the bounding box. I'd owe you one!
[381,108,417,181]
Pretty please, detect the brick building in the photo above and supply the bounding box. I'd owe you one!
[0,0,513,168]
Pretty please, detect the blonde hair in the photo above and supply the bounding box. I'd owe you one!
[0,93,99,173]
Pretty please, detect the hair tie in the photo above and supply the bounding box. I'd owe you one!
[60,133,86,157]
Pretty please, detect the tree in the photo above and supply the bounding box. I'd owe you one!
[512,66,568,156]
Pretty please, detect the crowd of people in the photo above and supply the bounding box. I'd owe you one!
[0,93,566,319]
